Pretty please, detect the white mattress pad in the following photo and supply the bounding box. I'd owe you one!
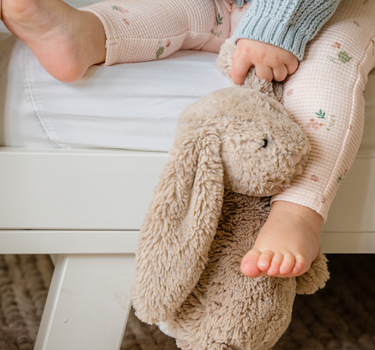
[0,33,374,157]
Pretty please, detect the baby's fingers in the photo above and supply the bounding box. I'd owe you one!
[272,65,288,82]
[255,65,273,82]
[286,57,299,75]
[230,49,253,85]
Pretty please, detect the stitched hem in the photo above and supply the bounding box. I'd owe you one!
[271,192,325,222]
[79,7,119,66]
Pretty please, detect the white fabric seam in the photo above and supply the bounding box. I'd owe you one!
[23,46,61,148]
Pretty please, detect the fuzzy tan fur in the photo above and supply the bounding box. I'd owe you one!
[132,39,330,350]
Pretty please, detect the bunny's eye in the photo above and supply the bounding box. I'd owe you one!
[262,139,268,148]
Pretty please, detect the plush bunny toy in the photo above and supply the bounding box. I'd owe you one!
[132,39,330,350]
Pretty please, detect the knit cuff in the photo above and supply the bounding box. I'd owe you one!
[232,0,342,61]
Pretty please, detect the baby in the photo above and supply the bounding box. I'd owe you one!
[1,0,375,279]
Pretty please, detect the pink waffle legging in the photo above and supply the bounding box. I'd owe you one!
[81,0,375,222]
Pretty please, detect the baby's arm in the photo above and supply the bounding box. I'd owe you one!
[230,0,342,84]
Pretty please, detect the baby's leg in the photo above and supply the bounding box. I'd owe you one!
[80,0,231,65]
[1,0,231,82]
[241,0,375,278]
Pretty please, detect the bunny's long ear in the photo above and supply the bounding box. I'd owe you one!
[132,128,224,325]
[295,246,330,295]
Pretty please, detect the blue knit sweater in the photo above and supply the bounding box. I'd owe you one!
[232,0,342,60]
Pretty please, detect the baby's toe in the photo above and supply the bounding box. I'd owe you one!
[279,252,296,275]
[267,253,284,276]
[292,254,309,275]
[257,250,275,272]
[241,249,262,278]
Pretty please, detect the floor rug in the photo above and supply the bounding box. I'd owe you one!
[0,254,374,350]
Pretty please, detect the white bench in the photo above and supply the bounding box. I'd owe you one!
[1,0,374,347]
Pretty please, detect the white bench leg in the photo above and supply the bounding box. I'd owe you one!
[35,254,135,350]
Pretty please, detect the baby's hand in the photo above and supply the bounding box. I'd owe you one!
[229,39,299,85]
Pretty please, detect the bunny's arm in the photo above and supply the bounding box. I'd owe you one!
[232,0,342,61]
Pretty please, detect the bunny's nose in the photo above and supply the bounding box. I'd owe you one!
[291,154,302,165]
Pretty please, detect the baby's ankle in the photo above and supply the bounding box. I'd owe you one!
[270,201,323,234]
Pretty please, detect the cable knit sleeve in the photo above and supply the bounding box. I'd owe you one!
[232,0,342,60]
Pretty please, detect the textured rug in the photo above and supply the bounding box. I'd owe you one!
[0,254,374,350]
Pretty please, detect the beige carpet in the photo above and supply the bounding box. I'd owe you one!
[0,254,374,350]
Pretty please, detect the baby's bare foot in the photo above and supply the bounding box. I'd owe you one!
[1,0,106,82]
[241,201,323,278]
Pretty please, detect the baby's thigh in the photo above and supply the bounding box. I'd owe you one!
[82,0,231,63]
[283,0,375,144]
[276,0,375,216]
[181,0,232,53]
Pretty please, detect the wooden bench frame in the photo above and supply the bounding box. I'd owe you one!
[0,147,374,350]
